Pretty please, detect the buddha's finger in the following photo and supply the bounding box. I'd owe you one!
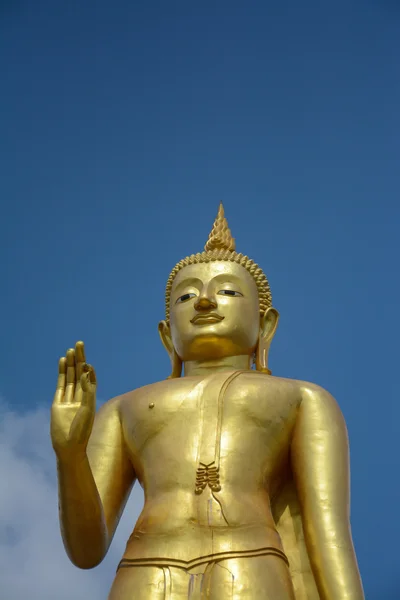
[81,364,96,411]
[75,341,86,380]
[64,348,76,404]
[74,341,86,404]
[53,357,66,404]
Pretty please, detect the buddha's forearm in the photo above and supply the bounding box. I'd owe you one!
[303,506,364,599]
[56,453,108,569]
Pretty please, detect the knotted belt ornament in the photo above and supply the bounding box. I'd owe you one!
[195,461,221,494]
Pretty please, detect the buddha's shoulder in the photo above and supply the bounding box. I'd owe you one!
[106,378,187,408]
[237,370,302,390]
[241,371,333,401]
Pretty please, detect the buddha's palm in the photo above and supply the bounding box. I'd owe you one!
[51,341,97,458]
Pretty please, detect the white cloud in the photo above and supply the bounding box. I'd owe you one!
[0,401,144,600]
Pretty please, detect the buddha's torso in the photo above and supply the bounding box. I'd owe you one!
[118,370,301,565]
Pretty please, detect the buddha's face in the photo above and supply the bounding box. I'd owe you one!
[169,261,260,362]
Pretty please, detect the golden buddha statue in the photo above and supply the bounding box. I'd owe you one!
[50,204,364,599]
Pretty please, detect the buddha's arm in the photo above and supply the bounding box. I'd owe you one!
[57,398,135,568]
[291,384,364,599]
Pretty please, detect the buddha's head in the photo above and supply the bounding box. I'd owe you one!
[159,204,279,377]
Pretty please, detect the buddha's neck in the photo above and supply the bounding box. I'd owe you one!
[183,355,252,377]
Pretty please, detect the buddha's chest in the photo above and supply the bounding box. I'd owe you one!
[121,373,298,479]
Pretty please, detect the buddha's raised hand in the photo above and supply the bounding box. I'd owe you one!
[51,341,97,459]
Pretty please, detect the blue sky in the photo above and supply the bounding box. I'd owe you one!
[1,1,399,598]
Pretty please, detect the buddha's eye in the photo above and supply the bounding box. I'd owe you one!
[176,292,197,304]
[218,290,243,297]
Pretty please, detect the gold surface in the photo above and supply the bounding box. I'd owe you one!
[51,204,364,599]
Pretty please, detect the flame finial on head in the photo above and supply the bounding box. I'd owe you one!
[204,203,236,253]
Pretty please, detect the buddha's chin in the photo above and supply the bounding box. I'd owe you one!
[177,333,251,362]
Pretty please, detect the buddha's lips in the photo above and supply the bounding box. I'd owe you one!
[190,313,225,325]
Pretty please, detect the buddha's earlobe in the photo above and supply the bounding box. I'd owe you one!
[255,308,279,375]
[158,321,182,379]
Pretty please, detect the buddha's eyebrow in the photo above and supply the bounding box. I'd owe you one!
[173,277,203,294]
[212,274,245,287]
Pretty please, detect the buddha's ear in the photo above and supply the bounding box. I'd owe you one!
[255,307,279,375]
[158,320,174,354]
[158,320,182,378]
[260,307,279,343]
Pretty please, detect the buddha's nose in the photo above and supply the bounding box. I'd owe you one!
[194,291,217,311]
